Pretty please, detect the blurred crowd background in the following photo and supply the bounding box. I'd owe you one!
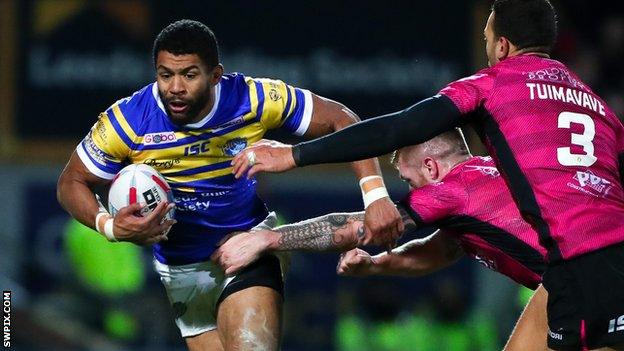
[0,1,622,350]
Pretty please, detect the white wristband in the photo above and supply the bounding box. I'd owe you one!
[95,212,117,242]
[358,175,382,188]
[363,187,390,208]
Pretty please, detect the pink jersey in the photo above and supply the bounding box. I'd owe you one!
[402,156,546,289]
[439,54,624,262]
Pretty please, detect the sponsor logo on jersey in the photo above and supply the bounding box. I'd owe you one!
[95,114,108,144]
[548,329,564,341]
[526,67,586,90]
[269,88,282,101]
[144,132,178,145]
[83,132,108,166]
[173,193,231,212]
[210,116,245,133]
[567,170,613,198]
[173,196,211,212]
[143,158,181,169]
[608,315,624,333]
[464,165,500,177]
[222,138,248,157]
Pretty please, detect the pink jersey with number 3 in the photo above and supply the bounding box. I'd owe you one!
[439,54,624,262]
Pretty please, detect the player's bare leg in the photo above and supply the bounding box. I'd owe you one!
[217,286,282,351]
[504,285,548,351]
[507,286,624,351]
[185,329,224,351]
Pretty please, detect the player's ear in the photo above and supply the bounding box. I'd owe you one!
[496,36,510,61]
[423,157,439,180]
[210,64,223,85]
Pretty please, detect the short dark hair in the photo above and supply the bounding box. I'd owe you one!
[491,0,558,53]
[391,128,470,165]
[153,19,220,68]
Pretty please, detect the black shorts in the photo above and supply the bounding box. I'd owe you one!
[217,254,284,306]
[543,242,624,350]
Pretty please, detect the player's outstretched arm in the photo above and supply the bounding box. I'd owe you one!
[57,151,175,245]
[337,229,464,277]
[212,207,420,275]
[211,212,366,275]
[294,95,462,167]
[232,95,462,177]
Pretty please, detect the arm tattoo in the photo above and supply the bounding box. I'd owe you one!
[274,212,365,251]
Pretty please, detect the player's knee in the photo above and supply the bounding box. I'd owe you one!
[222,307,280,351]
[235,327,278,351]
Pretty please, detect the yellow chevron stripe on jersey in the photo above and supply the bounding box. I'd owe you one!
[91,112,130,161]
[111,104,140,143]
[130,124,265,180]
[254,78,292,130]
[246,76,260,120]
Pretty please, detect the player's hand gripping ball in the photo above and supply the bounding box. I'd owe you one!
[108,164,175,220]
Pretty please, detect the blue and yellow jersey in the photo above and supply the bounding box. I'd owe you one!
[77,73,313,264]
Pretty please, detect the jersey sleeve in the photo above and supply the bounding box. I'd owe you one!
[255,78,313,135]
[399,181,467,224]
[437,68,496,116]
[76,109,131,180]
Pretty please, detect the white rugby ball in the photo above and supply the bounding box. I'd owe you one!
[108,164,175,219]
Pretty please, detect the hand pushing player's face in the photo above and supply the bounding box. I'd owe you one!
[156,51,222,125]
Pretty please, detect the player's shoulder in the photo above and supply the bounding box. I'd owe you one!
[240,74,294,95]
[242,73,284,85]
[107,83,161,131]
[218,72,293,115]
[453,66,498,86]
[221,72,280,93]
[221,72,249,89]
[214,72,257,119]
[420,169,466,197]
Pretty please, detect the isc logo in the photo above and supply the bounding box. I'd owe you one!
[608,315,624,333]
[184,141,210,156]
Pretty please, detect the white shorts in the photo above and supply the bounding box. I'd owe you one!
[154,212,280,337]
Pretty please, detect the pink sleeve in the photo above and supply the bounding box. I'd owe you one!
[400,181,466,224]
[438,68,496,115]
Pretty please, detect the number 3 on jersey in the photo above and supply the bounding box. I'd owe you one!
[557,112,598,167]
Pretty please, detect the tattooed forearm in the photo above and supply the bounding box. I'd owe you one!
[274,212,365,251]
